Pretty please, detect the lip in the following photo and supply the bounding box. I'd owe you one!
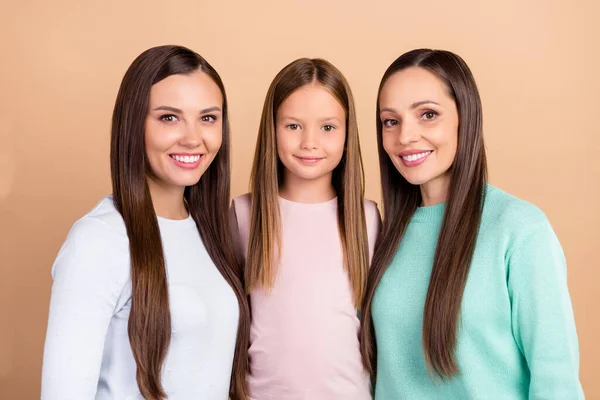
[398,150,433,168]
[294,155,324,165]
[169,153,204,170]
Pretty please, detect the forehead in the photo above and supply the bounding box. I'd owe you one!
[278,83,345,117]
[379,67,452,107]
[149,70,222,108]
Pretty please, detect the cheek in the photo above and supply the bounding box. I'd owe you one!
[381,133,396,157]
[447,138,458,163]
[205,127,223,153]
[326,131,346,157]
[450,127,459,154]
[435,126,458,162]
[144,131,165,177]
[144,126,165,164]
[145,123,177,154]
[275,131,294,157]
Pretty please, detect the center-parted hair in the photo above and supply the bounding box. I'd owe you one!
[245,58,370,307]
[360,49,488,381]
[110,45,250,400]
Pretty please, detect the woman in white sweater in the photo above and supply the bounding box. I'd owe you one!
[41,45,250,400]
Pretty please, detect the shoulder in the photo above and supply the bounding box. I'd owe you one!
[364,199,382,241]
[364,199,381,221]
[484,185,548,229]
[52,196,129,279]
[76,195,127,233]
[66,196,127,244]
[482,185,554,250]
[232,193,252,212]
[231,193,252,231]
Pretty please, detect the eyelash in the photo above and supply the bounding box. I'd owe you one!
[421,110,438,120]
[201,115,217,123]
[382,119,398,128]
[159,114,218,123]
[160,114,178,122]
[285,124,337,131]
[382,110,439,127]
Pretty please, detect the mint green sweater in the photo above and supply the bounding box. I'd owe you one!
[372,185,583,399]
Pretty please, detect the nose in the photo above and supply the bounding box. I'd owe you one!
[179,121,203,148]
[300,126,318,150]
[398,119,421,146]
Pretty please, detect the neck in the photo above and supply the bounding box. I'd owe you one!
[279,171,336,204]
[146,176,188,220]
[420,173,451,207]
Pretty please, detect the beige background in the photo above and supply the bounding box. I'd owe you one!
[1,0,598,398]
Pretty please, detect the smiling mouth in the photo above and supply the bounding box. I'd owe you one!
[169,154,202,163]
[295,156,324,164]
[401,151,432,162]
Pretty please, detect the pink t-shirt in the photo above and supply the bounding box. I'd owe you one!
[232,194,381,400]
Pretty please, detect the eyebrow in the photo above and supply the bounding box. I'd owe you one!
[152,105,222,114]
[279,116,342,123]
[279,115,301,121]
[380,100,440,114]
[320,117,342,123]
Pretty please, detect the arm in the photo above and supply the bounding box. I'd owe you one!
[41,217,128,399]
[507,218,584,399]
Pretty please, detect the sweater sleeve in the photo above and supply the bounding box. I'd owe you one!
[41,217,129,400]
[507,217,584,399]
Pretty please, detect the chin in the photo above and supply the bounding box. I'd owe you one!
[170,175,203,188]
[399,172,431,186]
[293,170,332,182]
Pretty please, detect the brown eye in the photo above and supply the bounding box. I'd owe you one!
[201,115,217,123]
[160,114,178,122]
[383,119,398,128]
[287,124,300,130]
[322,125,335,132]
[422,111,438,120]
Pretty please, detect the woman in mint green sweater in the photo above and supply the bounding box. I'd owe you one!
[359,49,584,399]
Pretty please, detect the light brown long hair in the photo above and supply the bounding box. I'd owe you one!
[245,58,369,307]
[110,45,249,400]
[360,49,488,380]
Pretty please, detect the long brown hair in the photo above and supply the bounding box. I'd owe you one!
[245,58,369,307]
[360,49,488,380]
[110,45,249,400]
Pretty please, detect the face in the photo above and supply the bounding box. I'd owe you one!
[379,67,459,189]
[145,70,223,190]
[276,83,346,186]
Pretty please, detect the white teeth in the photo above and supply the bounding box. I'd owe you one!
[402,151,431,162]
[172,155,200,163]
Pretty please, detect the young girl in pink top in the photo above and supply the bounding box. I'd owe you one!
[231,58,380,399]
